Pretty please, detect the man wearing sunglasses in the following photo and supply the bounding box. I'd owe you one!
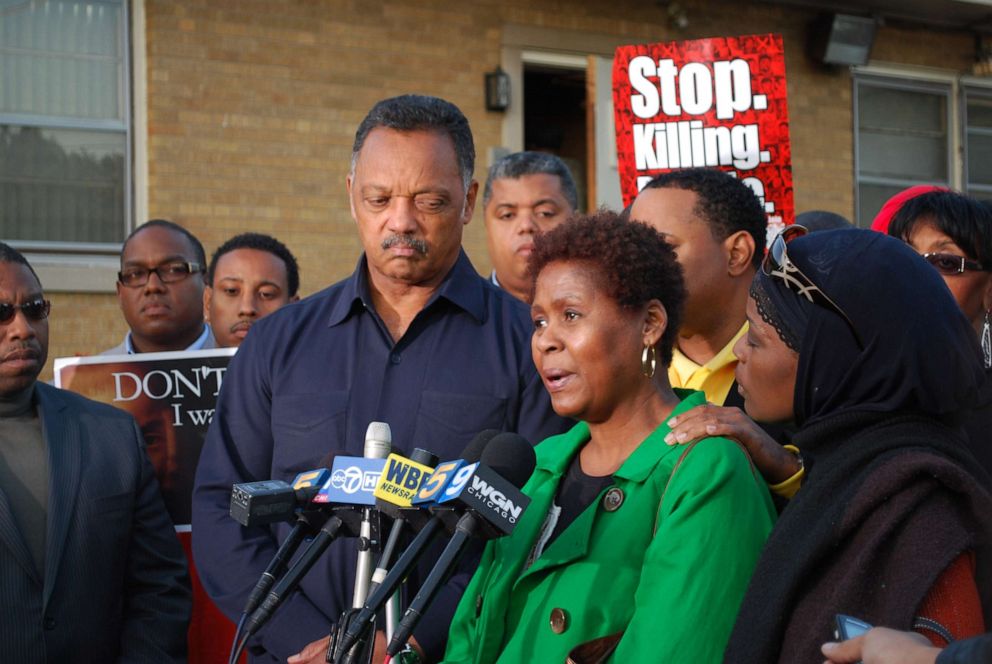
[101,219,216,355]
[0,242,191,660]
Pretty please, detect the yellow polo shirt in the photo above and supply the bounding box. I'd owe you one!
[668,323,748,405]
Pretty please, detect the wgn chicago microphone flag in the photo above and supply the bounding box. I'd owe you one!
[613,33,794,237]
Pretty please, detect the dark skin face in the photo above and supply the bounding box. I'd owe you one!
[904,220,992,336]
[116,226,206,353]
[0,263,49,397]
[347,128,476,290]
[630,186,756,362]
[531,261,665,424]
[732,295,799,424]
[484,173,574,302]
[204,248,297,348]
[531,260,676,475]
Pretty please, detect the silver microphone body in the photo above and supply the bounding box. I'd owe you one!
[352,422,391,608]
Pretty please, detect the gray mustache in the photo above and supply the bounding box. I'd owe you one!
[381,235,428,255]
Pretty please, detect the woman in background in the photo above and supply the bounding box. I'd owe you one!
[887,190,992,474]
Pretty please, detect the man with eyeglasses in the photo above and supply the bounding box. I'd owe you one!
[0,241,191,660]
[101,219,216,355]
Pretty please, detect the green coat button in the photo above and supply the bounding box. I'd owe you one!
[550,607,569,634]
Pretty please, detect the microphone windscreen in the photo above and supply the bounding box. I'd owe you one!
[365,421,393,459]
[410,448,439,467]
[479,433,536,488]
[461,429,500,463]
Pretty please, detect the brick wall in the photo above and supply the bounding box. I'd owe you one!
[41,0,977,378]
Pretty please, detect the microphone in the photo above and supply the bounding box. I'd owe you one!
[372,447,440,571]
[333,430,498,657]
[385,433,535,656]
[241,508,348,641]
[372,448,438,646]
[238,455,339,618]
[240,426,395,644]
[353,422,393,609]
[229,466,332,527]
[333,447,439,664]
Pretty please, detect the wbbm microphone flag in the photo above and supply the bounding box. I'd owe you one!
[613,33,794,240]
[374,453,435,505]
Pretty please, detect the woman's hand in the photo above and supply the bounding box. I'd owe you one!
[821,627,940,664]
[665,404,800,484]
[288,631,395,664]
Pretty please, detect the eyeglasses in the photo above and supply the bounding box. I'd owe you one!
[118,262,203,288]
[763,225,865,349]
[921,252,986,276]
[0,299,51,324]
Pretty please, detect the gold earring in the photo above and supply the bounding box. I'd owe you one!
[641,344,657,378]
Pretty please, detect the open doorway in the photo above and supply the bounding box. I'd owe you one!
[523,63,588,211]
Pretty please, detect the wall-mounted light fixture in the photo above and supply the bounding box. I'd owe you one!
[666,2,689,30]
[975,35,992,77]
[485,67,510,112]
[809,13,877,67]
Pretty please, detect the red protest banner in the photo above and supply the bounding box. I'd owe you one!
[613,33,793,235]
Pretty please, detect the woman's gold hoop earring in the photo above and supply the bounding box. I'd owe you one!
[641,344,657,378]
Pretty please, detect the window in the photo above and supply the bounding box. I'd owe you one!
[854,75,951,226]
[0,0,130,246]
[964,86,992,201]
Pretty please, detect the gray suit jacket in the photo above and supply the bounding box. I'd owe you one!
[0,382,191,663]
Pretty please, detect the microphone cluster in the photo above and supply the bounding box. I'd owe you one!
[225,424,536,664]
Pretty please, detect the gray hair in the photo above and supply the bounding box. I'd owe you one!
[350,94,475,191]
[482,151,579,210]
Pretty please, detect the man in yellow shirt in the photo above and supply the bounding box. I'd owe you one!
[630,168,803,499]
[629,168,765,406]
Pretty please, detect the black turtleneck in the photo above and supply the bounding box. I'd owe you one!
[0,383,48,577]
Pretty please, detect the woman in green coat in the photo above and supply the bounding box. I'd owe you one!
[441,212,776,664]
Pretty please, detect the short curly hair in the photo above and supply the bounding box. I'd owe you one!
[641,168,767,268]
[527,210,685,366]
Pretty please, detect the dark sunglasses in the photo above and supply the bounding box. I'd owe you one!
[118,261,203,288]
[763,225,865,349]
[922,252,986,276]
[0,299,51,324]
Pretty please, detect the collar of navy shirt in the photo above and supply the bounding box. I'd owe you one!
[326,249,489,329]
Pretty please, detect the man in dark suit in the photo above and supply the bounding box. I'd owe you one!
[0,242,191,662]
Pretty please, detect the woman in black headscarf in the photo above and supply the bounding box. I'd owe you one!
[720,227,992,663]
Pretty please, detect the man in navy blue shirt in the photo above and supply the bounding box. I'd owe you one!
[191,95,568,663]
